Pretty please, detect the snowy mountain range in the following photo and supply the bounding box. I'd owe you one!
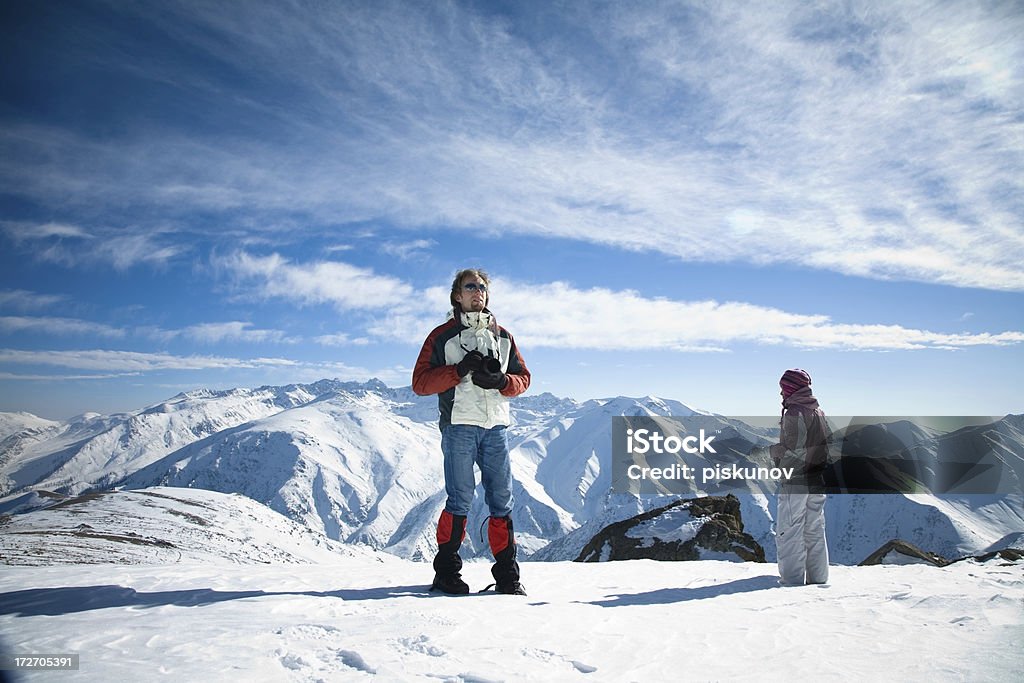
[2,379,1023,566]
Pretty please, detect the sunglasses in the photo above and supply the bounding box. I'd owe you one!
[462,283,487,293]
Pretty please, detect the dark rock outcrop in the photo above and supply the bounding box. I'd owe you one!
[964,548,1024,564]
[861,539,1024,567]
[575,494,765,563]
[859,539,951,567]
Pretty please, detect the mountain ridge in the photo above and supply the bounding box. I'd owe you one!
[2,379,1022,565]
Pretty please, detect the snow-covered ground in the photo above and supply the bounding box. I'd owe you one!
[1,555,1021,681]
[1,485,1021,680]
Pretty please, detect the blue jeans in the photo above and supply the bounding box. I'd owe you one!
[441,424,513,518]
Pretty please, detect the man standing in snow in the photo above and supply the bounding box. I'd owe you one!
[768,369,831,585]
[412,268,531,595]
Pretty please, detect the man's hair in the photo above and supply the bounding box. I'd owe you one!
[450,268,490,308]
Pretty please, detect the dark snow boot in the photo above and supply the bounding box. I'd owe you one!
[431,510,469,595]
[488,515,526,596]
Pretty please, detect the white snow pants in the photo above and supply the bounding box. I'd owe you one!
[775,488,829,585]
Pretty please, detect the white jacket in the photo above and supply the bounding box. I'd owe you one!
[412,308,531,431]
[445,312,515,429]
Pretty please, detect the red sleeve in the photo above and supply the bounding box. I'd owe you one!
[500,334,531,398]
[412,324,460,396]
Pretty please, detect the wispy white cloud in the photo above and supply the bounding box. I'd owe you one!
[220,255,1024,352]
[314,333,371,347]
[0,316,298,345]
[2,220,187,270]
[183,321,294,344]
[3,221,91,240]
[0,349,299,373]
[0,290,66,312]
[0,316,126,338]
[145,321,297,345]
[379,239,436,261]
[0,348,403,386]
[0,371,142,381]
[1,1,1021,289]
[217,251,416,311]
[96,234,189,271]
[495,279,1024,352]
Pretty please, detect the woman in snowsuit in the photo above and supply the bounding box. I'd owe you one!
[770,369,831,585]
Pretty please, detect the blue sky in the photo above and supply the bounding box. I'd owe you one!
[1,0,1022,419]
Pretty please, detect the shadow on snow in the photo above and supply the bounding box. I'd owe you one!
[581,575,781,607]
[0,584,445,617]
[1,575,785,616]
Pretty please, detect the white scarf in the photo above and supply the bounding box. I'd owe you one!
[460,311,499,357]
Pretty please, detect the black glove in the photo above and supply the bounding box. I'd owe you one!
[456,350,484,377]
[472,369,508,390]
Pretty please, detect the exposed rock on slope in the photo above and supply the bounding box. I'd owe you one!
[576,494,765,563]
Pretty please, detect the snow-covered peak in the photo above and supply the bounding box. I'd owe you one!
[0,411,60,441]
[576,394,703,418]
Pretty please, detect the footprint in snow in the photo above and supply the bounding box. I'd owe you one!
[336,650,377,675]
[521,647,597,675]
[398,634,446,657]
